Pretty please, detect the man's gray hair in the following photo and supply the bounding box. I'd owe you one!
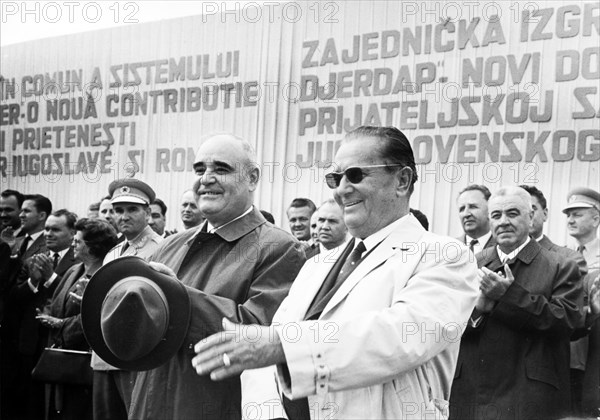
[491,186,532,211]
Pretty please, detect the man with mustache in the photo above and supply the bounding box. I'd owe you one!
[450,186,584,420]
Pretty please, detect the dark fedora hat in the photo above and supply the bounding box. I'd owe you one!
[81,256,191,371]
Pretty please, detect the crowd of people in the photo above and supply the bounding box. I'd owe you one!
[0,125,598,420]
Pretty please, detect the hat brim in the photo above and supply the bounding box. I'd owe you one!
[562,203,594,213]
[110,196,148,205]
[82,256,191,371]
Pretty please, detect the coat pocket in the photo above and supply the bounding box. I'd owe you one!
[525,362,559,389]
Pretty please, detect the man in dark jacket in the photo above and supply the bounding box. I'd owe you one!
[126,134,306,419]
[450,186,584,420]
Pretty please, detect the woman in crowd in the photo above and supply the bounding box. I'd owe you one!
[37,218,118,420]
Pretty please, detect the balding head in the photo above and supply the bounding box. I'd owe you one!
[488,186,533,253]
[192,134,260,228]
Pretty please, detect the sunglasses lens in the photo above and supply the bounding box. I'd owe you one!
[345,167,364,184]
[325,173,341,189]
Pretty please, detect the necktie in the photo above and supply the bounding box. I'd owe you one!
[469,239,478,252]
[18,234,31,257]
[304,239,366,321]
[120,242,130,256]
[285,239,367,419]
[52,252,60,270]
[576,245,585,254]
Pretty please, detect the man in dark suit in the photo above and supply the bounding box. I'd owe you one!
[1,194,52,420]
[0,189,25,320]
[450,186,584,420]
[11,207,79,420]
[521,185,589,415]
[457,184,496,254]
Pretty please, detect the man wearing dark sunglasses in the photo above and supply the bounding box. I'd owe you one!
[192,125,479,419]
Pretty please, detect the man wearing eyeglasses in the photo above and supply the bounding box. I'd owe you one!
[192,126,479,419]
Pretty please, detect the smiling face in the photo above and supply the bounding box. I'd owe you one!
[44,215,74,252]
[20,199,46,234]
[332,136,408,239]
[287,206,312,241]
[457,190,490,239]
[489,191,533,254]
[193,135,258,228]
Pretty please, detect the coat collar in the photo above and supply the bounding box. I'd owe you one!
[186,207,266,244]
[478,237,542,271]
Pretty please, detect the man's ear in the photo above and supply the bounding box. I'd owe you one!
[395,167,413,196]
[247,166,260,191]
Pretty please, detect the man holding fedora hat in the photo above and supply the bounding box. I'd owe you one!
[91,178,163,420]
[83,134,305,419]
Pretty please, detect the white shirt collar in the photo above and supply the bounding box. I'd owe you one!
[359,214,410,253]
[497,236,531,264]
[466,231,492,247]
[53,248,69,259]
[204,206,253,234]
[29,230,44,242]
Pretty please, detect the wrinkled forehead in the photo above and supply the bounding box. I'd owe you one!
[319,202,344,219]
[488,194,530,214]
[194,135,249,168]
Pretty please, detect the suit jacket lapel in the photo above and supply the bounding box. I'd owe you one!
[296,245,349,321]
[321,217,425,317]
[55,247,76,276]
[23,235,46,260]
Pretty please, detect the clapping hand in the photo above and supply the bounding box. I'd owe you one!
[480,265,515,301]
[69,278,90,302]
[29,254,54,287]
[0,227,16,247]
[35,308,63,329]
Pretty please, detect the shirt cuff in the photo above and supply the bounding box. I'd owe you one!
[43,273,58,288]
[27,278,39,293]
